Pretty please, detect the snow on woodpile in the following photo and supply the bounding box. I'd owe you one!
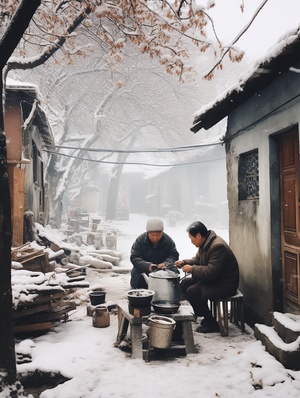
[10,220,124,336]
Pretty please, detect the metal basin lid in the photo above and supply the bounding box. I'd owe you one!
[149,269,180,279]
[126,289,155,297]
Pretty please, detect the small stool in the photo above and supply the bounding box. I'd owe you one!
[210,290,245,337]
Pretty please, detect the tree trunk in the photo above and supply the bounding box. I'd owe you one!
[105,164,124,221]
[0,79,16,384]
[0,0,42,384]
[105,152,129,221]
[47,153,64,228]
[105,137,135,221]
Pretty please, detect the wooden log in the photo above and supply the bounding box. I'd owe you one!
[50,243,62,252]
[62,281,90,289]
[11,247,44,262]
[97,254,120,266]
[47,249,65,260]
[12,242,31,251]
[14,322,54,333]
[28,287,64,294]
[62,263,90,272]
[21,252,53,273]
[79,256,113,269]
[14,295,75,318]
[13,303,53,318]
[15,290,75,308]
[12,261,23,270]
[29,302,77,323]
[14,302,77,326]
[20,252,46,263]
[66,276,86,282]
[86,249,122,259]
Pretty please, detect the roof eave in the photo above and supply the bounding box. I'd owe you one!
[191,32,300,133]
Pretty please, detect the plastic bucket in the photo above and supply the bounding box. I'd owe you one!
[148,315,176,349]
[89,291,106,305]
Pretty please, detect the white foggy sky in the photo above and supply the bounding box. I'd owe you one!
[210,0,300,58]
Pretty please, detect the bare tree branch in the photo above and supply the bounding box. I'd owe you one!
[0,0,41,69]
[204,0,269,79]
[6,3,93,71]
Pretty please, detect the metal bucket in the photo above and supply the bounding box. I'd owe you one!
[148,315,176,349]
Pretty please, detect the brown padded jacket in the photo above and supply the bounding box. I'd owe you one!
[182,230,239,300]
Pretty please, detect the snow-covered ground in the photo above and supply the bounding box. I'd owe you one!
[3,214,300,397]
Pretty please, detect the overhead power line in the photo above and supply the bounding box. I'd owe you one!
[44,149,225,167]
[51,141,223,153]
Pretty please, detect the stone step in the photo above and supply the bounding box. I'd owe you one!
[254,323,300,370]
[272,312,300,343]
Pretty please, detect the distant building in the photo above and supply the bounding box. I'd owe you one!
[144,144,228,227]
[5,79,54,246]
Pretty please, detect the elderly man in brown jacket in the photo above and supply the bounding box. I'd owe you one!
[175,221,239,333]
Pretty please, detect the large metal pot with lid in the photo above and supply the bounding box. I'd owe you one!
[143,266,180,302]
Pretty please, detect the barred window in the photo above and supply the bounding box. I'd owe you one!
[238,149,259,200]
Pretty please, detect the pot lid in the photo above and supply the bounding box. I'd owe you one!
[149,269,180,279]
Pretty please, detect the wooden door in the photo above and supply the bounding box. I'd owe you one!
[279,127,300,312]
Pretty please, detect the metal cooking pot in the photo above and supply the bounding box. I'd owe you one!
[152,300,181,314]
[126,289,155,308]
[143,267,180,302]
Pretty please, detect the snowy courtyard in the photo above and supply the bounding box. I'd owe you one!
[6,214,300,398]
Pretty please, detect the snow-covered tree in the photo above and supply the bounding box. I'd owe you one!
[15,42,249,224]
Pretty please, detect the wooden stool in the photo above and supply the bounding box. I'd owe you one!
[210,290,245,337]
[115,301,197,359]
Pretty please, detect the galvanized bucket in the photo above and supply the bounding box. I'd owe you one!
[148,315,176,349]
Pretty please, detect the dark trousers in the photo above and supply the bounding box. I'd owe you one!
[180,277,214,322]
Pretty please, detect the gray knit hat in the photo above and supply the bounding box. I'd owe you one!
[146,218,164,232]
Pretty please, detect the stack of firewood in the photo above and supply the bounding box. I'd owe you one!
[11,244,90,336]
[12,243,54,273]
[10,225,123,336]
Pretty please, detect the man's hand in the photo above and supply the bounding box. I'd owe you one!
[149,264,158,271]
[182,264,193,273]
[149,263,166,272]
[175,260,184,268]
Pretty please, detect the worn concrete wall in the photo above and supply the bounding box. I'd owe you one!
[226,64,300,325]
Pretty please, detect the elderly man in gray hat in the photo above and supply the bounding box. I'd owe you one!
[130,218,179,289]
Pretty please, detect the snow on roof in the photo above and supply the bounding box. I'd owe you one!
[5,78,54,146]
[191,25,300,133]
[6,77,39,93]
